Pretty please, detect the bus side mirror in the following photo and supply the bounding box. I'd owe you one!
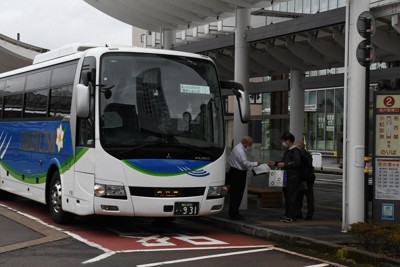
[76,84,90,118]
[220,81,250,123]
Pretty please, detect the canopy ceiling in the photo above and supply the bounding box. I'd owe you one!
[84,0,283,32]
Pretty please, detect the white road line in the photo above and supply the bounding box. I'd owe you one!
[304,264,329,267]
[82,251,116,264]
[273,247,346,267]
[115,245,273,253]
[136,247,275,267]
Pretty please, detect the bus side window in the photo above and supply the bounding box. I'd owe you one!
[0,80,4,118]
[4,94,23,119]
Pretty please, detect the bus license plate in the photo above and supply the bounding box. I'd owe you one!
[174,202,199,216]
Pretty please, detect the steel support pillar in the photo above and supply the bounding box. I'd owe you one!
[234,7,250,210]
[234,7,250,146]
[289,70,304,142]
[162,29,176,50]
[343,0,370,231]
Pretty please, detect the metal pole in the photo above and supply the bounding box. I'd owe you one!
[342,0,351,233]
[364,19,371,221]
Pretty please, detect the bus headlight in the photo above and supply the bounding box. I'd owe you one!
[94,184,127,199]
[207,185,228,199]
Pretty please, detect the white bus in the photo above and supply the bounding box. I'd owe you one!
[0,44,249,223]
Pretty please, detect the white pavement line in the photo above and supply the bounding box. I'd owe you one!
[82,251,117,264]
[137,247,274,267]
[273,247,346,267]
[304,264,329,267]
[116,245,273,253]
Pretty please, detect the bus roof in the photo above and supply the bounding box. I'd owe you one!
[0,43,212,79]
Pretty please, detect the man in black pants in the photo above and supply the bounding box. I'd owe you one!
[227,136,260,220]
[295,141,316,220]
[268,132,302,223]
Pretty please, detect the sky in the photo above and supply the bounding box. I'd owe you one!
[0,0,132,50]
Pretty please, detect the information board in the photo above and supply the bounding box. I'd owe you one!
[373,92,400,223]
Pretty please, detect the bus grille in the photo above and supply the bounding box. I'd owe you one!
[129,187,206,198]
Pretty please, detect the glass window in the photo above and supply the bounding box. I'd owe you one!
[311,0,320,13]
[280,2,288,12]
[24,89,49,118]
[4,94,23,118]
[0,81,4,117]
[325,90,335,150]
[295,0,303,13]
[316,90,326,150]
[335,88,344,153]
[329,0,338,10]
[288,0,295,12]
[338,0,346,7]
[49,86,72,117]
[60,86,73,115]
[26,70,51,90]
[99,53,224,160]
[0,80,5,92]
[51,62,78,87]
[320,0,328,12]
[303,0,311,13]
[5,76,26,94]
[306,112,317,150]
[305,90,317,105]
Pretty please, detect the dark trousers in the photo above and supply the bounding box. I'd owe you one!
[282,177,300,219]
[228,167,247,217]
[298,182,315,217]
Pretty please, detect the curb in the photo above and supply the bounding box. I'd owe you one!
[198,216,400,267]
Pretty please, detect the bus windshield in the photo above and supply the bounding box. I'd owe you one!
[99,53,224,160]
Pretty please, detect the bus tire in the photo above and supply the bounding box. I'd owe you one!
[48,170,72,224]
[0,189,16,200]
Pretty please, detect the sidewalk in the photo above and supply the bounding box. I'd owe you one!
[197,157,399,267]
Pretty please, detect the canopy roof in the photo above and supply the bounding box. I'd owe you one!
[84,0,281,32]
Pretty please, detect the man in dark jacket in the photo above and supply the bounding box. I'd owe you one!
[268,132,302,223]
[295,141,316,220]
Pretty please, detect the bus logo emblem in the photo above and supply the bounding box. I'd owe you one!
[56,124,64,153]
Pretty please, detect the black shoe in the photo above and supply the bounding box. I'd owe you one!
[230,214,245,220]
[283,217,294,223]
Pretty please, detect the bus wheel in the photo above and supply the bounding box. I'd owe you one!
[48,171,72,224]
[0,189,16,200]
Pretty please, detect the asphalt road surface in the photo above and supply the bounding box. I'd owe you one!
[0,174,346,267]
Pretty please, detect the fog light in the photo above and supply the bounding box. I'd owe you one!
[211,205,223,211]
[101,205,119,211]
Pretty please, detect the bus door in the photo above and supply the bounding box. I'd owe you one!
[74,57,96,208]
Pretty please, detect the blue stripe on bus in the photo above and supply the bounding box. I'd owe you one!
[124,159,211,177]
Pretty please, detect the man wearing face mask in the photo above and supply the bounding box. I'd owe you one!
[268,132,302,223]
[227,136,260,220]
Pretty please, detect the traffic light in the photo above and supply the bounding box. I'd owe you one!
[356,11,375,67]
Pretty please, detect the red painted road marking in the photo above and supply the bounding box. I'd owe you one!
[0,199,271,251]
